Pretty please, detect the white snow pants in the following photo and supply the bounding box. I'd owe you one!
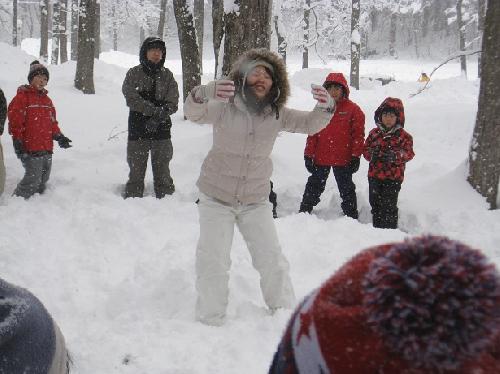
[195,193,296,325]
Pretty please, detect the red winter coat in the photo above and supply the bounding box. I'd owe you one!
[8,85,61,153]
[363,98,414,182]
[304,73,365,166]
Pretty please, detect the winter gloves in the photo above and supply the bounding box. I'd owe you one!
[349,156,360,173]
[53,134,72,149]
[369,147,397,164]
[13,139,25,159]
[199,80,235,103]
[311,84,335,112]
[144,105,171,133]
[304,156,316,174]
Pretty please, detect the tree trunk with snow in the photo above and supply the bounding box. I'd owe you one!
[468,1,500,209]
[74,0,96,94]
[157,0,167,38]
[40,0,49,62]
[60,0,69,63]
[389,11,397,57]
[273,0,287,64]
[70,0,78,60]
[194,0,204,74]
[302,0,310,69]
[52,1,61,64]
[350,0,360,90]
[222,0,272,77]
[212,0,224,78]
[94,1,100,59]
[13,0,18,46]
[456,0,467,78]
[477,0,486,78]
[173,0,201,101]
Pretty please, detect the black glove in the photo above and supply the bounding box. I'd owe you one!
[13,138,25,158]
[152,105,170,122]
[54,134,72,149]
[304,156,316,174]
[349,156,360,173]
[380,149,397,163]
[145,117,161,133]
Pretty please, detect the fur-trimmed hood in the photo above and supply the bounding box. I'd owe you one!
[228,48,289,110]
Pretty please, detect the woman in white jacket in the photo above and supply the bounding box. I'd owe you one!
[184,48,334,326]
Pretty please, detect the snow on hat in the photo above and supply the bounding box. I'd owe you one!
[270,236,500,373]
[28,60,49,83]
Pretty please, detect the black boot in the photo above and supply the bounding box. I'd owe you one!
[299,203,313,214]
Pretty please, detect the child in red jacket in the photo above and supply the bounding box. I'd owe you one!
[8,60,72,198]
[363,97,414,229]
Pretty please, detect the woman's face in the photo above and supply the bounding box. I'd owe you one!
[246,66,273,100]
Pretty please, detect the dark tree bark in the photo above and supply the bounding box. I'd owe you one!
[468,1,500,209]
[212,0,224,78]
[94,1,100,59]
[13,0,18,46]
[222,0,273,77]
[456,0,467,78]
[274,14,286,64]
[74,0,96,94]
[60,0,69,63]
[302,0,310,69]
[157,0,167,38]
[194,0,204,74]
[173,0,201,101]
[40,0,49,62]
[70,0,79,60]
[52,1,61,64]
[350,0,360,90]
[477,0,486,78]
[389,10,397,57]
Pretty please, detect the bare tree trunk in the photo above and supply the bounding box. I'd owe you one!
[212,0,224,79]
[94,0,100,59]
[468,1,500,209]
[194,0,204,74]
[389,11,397,57]
[456,0,467,78]
[60,0,68,63]
[222,0,272,77]
[274,15,286,63]
[70,0,79,60]
[111,2,118,51]
[173,0,201,101]
[40,0,49,62]
[302,0,310,69]
[52,1,61,64]
[139,0,145,45]
[74,0,96,94]
[157,0,167,38]
[478,0,486,78]
[350,0,360,90]
[13,0,18,46]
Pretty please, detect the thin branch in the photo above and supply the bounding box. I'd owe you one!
[409,49,482,98]
[107,125,127,141]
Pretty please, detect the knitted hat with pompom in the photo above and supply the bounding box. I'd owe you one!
[269,236,500,374]
[27,60,49,83]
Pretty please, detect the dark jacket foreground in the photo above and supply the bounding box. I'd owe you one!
[122,37,179,141]
[0,278,67,374]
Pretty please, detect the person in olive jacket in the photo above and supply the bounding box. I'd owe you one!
[122,36,179,199]
[0,87,6,196]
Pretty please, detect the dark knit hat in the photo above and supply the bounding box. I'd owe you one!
[28,60,49,83]
[270,236,500,373]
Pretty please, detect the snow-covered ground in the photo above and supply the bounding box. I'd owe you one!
[1,41,498,373]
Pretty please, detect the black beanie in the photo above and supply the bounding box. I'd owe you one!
[28,60,49,83]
